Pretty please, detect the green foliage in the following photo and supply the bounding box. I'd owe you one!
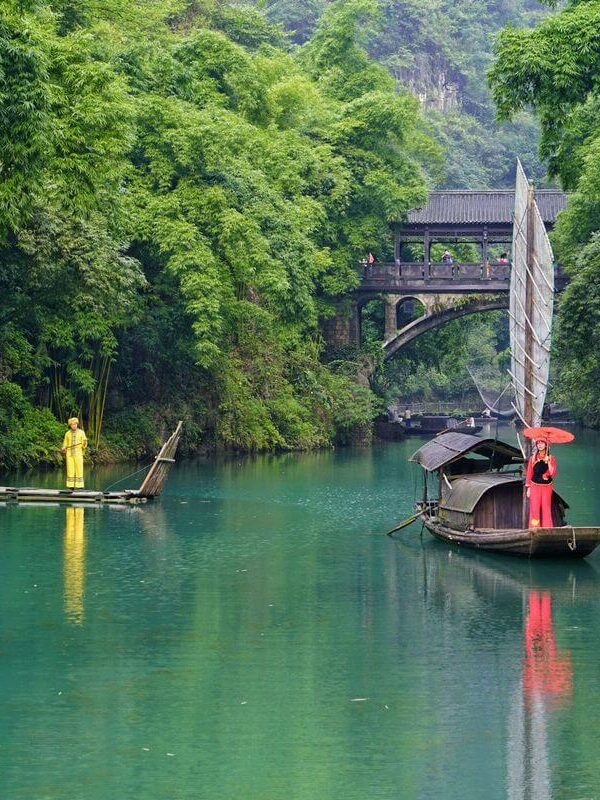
[490,2,600,183]
[554,235,600,425]
[3,0,428,466]
[263,0,325,43]
[0,0,144,445]
[265,0,550,188]
[490,0,600,425]
[0,382,64,469]
[0,3,53,233]
[374,311,510,404]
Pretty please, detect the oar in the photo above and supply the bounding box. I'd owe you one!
[58,442,87,453]
[386,511,422,536]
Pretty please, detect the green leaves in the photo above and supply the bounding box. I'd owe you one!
[490,1,600,182]
[555,234,600,424]
[490,0,600,424]
[0,5,52,233]
[1,0,432,459]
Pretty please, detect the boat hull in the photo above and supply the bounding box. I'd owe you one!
[423,517,600,558]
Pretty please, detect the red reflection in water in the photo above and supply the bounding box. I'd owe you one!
[523,591,572,706]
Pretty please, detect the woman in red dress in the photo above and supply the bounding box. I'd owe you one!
[525,439,557,528]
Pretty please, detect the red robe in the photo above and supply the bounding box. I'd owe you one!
[525,453,556,528]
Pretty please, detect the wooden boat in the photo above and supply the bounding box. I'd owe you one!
[401,415,482,436]
[0,421,183,505]
[403,162,600,558]
[410,430,600,558]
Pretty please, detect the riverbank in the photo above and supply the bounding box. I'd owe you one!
[0,384,378,472]
[0,376,583,473]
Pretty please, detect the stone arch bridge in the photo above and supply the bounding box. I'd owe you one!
[325,189,567,359]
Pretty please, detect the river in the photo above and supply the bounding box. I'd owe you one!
[2,427,600,799]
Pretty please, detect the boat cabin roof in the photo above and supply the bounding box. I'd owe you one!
[442,474,521,513]
[441,473,569,514]
[409,432,523,472]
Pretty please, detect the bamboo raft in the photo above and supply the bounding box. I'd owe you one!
[0,421,183,505]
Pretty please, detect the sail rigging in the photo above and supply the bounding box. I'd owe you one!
[509,160,554,428]
[467,366,514,418]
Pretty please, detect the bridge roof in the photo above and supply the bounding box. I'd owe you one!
[406,190,567,226]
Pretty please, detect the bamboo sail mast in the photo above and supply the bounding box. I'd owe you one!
[138,421,183,498]
[510,161,555,526]
[509,160,554,431]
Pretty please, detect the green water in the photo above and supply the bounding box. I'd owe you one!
[3,429,600,800]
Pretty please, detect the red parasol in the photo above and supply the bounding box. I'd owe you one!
[522,426,575,444]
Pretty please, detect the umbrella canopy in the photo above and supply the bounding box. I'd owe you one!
[523,426,575,444]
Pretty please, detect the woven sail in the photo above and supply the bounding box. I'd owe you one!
[509,161,554,427]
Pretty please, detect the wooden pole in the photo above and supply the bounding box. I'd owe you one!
[524,182,535,426]
[522,183,536,528]
[482,226,488,277]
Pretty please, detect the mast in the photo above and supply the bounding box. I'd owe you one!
[509,160,554,431]
[524,182,536,428]
[510,160,555,527]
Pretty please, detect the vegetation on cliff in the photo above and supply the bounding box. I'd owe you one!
[490,0,600,424]
[262,0,551,188]
[0,0,431,467]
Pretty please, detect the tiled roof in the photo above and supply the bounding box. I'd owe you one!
[406,190,567,225]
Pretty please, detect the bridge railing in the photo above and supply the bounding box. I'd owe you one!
[362,261,512,284]
[394,399,483,415]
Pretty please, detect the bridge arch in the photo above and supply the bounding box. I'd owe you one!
[383,296,508,360]
[357,296,386,344]
[395,296,427,328]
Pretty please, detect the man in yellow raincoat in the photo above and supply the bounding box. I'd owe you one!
[60,417,88,489]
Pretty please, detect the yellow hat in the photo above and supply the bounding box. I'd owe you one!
[68,417,79,426]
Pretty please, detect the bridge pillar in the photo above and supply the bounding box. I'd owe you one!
[349,301,360,346]
[384,296,397,340]
[321,300,360,351]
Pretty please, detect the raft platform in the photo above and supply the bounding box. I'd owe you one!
[0,421,183,506]
[0,487,146,504]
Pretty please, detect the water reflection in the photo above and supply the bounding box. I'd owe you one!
[508,591,573,800]
[523,592,572,705]
[5,441,600,800]
[64,506,86,624]
[399,540,585,800]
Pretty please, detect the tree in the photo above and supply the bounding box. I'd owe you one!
[490,0,600,423]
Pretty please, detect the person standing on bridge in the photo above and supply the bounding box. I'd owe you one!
[442,249,455,278]
[60,417,88,490]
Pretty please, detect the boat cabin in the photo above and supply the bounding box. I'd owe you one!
[410,432,568,532]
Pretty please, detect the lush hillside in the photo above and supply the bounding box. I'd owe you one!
[491,0,600,425]
[263,0,550,188]
[4,0,589,471]
[256,0,558,412]
[0,0,434,467]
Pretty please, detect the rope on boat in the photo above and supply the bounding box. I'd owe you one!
[102,461,154,493]
[568,527,577,551]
